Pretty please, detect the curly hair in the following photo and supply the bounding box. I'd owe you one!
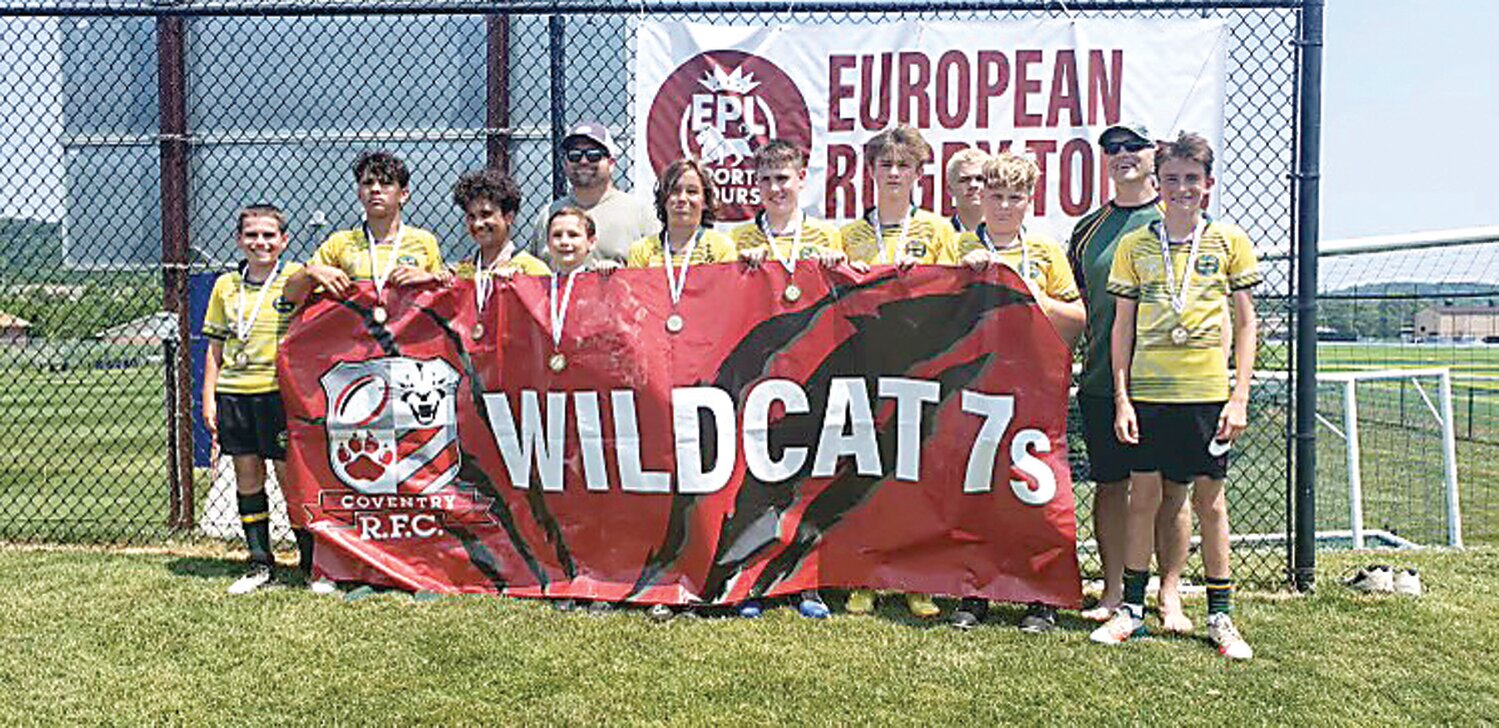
[353,150,411,188]
[450,168,522,216]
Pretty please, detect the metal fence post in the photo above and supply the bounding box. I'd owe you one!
[486,14,511,172]
[1293,0,1325,592]
[548,14,567,200]
[158,13,194,531]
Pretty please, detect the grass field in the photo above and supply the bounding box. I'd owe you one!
[1,542,1495,724]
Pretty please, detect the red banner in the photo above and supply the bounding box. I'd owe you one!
[279,264,1081,607]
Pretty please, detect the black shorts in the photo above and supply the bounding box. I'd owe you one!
[216,392,288,461]
[1077,394,1135,484]
[1132,401,1228,483]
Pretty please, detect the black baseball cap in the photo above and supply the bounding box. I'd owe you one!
[1098,123,1152,147]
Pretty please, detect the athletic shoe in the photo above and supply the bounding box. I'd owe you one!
[308,577,338,596]
[1346,565,1395,593]
[737,600,763,618]
[906,593,941,619]
[1080,604,1115,622]
[846,589,875,615]
[648,603,675,622]
[798,591,830,620]
[586,601,615,615]
[949,598,988,631]
[1089,608,1147,645]
[552,598,578,612]
[1207,613,1254,660]
[1019,603,1058,634]
[228,563,273,595]
[1394,568,1423,597]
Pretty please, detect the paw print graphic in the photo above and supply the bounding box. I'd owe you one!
[335,430,394,482]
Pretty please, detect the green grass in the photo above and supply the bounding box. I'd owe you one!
[1,543,1496,724]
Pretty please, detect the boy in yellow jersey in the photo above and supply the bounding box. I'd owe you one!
[626,157,736,270]
[1092,132,1261,660]
[284,151,448,313]
[947,152,1084,632]
[838,124,957,270]
[945,146,990,234]
[450,168,551,280]
[201,204,306,595]
[735,139,865,285]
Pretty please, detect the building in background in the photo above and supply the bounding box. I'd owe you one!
[1413,304,1499,342]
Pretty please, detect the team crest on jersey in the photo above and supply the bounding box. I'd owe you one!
[1021,261,1044,279]
[397,254,419,267]
[321,357,461,495]
[274,297,296,314]
[647,50,812,222]
[904,240,928,259]
[1195,254,1221,275]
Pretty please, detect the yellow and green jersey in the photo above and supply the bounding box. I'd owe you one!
[452,250,551,279]
[308,224,443,279]
[730,214,843,260]
[954,227,1081,302]
[202,262,304,395]
[1106,219,1262,403]
[626,229,737,268]
[838,208,956,265]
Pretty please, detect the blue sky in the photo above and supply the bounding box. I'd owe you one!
[1321,0,1499,239]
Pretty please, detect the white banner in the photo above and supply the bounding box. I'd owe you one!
[633,19,1228,241]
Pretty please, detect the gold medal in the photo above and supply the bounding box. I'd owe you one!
[372,306,388,324]
[471,322,485,340]
[234,350,249,367]
[548,352,567,372]
[1171,326,1189,346]
[666,313,684,334]
[783,283,802,303]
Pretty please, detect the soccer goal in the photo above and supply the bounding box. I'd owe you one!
[1313,367,1462,549]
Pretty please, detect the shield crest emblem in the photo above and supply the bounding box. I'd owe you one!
[320,357,461,495]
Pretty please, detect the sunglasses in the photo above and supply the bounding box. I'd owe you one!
[1101,140,1153,155]
[565,148,609,163]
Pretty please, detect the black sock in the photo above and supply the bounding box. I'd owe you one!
[1206,577,1234,615]
[237,491,273,567]
[292,528,315,573]
[1123,568,1150,618]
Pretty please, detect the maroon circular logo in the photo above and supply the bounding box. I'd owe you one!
[646,50,812,222]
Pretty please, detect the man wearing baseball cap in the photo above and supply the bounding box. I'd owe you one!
[1066,122,1195,634]
[532,121,657,263]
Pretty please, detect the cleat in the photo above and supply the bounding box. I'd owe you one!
[1207,613,1254,660]
[798,591,830,620]
[648,603,675,622]
[1393,568,1423,597]
[737,600,763,619]
[906,593,941,619]
[228,563,273,595]
[950,597,988,631]
[1089,607,1147,645]
[1019,603,1058,634]
[308,577,338,596]
[846,589,875,615]
[1346,565,1395,594]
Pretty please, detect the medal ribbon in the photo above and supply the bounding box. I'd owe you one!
[363,220,406,305]
[661,228,703,306]
[865,205,915,264]
[977,224,1031,277]
[1156,218,1207,314]
[549,267,580,350]
[234,259,282,342]
[472,245,514,315]
[756,210,804,275]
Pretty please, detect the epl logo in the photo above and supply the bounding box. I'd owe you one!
[647,50,812,222]
[321,357,461,495]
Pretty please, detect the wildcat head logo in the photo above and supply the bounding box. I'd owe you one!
[321,358,461,495]
[647,50,812,222]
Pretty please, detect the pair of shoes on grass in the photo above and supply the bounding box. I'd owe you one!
[735,592,830,619]
[1089,608,1253,660]
[950,600,1057,633]
[846,590,941,618]
[1346,565,1422,596]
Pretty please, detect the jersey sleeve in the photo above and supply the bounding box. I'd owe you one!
[1105,233,1142,299]
[202,274,232,340]
[419,232,444,273]
[516,253,552,276]
[1224,225,1263,290]
[819,221,843,253]
[705,232,737,263]
[953,231,984,260]
[730,224,764,253]
[1041,238,1081,302]
[308,233,344,269]
[933,217,959,265]
[626,237,655,268]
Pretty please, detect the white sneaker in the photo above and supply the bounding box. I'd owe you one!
[1346,565,1395,593]
[1088,608,1146,645]
[1393,568,1423,597]
[1207,613,1254,660]
[309,577,338,596]
[228,564,273,595]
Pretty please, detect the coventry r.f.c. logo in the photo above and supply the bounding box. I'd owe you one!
[321,357,461,495]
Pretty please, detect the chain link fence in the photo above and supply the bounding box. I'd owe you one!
[0,0,1304,587]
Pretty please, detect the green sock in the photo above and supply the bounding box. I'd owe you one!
[237,492,273,567]
[1206,577,1234,615]
[1123,569,1149,618]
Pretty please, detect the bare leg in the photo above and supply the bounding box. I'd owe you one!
[233,455,267,496]
[1086,479,1130,618]
[1193,478,1232,580]
[1156,480,1194,633]
[1124,471,1162,573]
